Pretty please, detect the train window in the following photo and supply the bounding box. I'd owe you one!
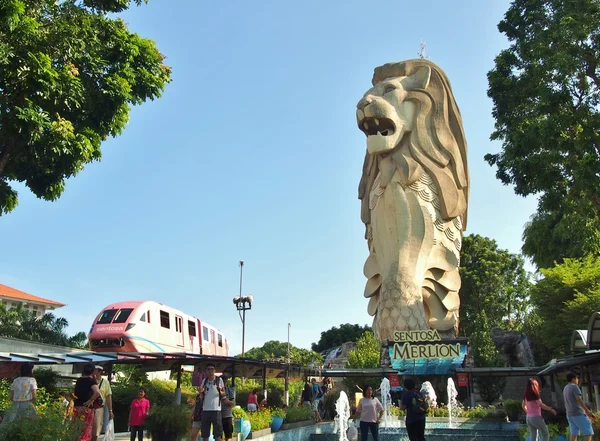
[175,318,179,332]
[210,330,215,343]
[140,313,146,322]
[113,308,133,323]
[97,309,118,324]
[218,334,223,347]
[202,326,209,341]
[188,320,196,337]
[160,310,170,329]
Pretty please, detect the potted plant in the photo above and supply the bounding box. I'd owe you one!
[270,407,286,432]
[145,403,191,441]
[233,407,251,441]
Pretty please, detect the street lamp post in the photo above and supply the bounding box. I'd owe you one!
[233,260,253,358]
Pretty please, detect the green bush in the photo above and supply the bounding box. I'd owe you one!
[323,391,340,419]
[144,403,191,439]
[232,406,248,419]
[34,368,61,395]
[231,378,304,409]
[247,409,272,431]
[503,399,522,421]
[387,405,404,417]
[461,405,492,419]
[428,405,449,417]
[271,407,286,418]
[0,401,82,441]
[284,405,314,423]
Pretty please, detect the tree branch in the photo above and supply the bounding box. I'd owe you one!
[0,138,14,176]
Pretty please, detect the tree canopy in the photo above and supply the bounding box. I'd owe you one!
[530,255,600,358]
[459,234,532,337]
[243,340,323,366]
[487,0,600,265]
[0,0,171,214]
[0,303,87,348]
[311,324,371,353]
[343,331,381,393]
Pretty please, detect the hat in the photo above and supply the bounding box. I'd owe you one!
[94,365,104,371]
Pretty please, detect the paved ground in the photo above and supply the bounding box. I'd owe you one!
[100,432,151,441]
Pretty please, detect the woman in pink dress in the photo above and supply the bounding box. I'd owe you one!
[128,387,151,441]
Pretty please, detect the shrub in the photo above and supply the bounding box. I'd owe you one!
[503,399,523,421]
[428,405,449,417]
[461,405,492,419]
[387,405,404,417]
[323,390,340,419]
[0,401,82,441]
[246,409,272,431]
[232,407,249,419]
[271,407,286,418]
[284,405,314,423]
[144,403,191,439]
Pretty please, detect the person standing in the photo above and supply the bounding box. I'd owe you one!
[399,378,426,441]
[354,385,384,441]
[128,387,150,441]
[563,372,595,441]
[311,378,323,422]
[1,362,38,423]
[522,377,556,441]
[247,389,258,412]
[200,363,225,441]
[73,363,101,441]
[91,365,113,441]
[220,376,235,441]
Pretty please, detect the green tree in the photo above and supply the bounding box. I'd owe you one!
[470,312,506,403]
[486,0,600,265]
[522,205,600,269]
[0,303,86,348]
[343,331,381,394]
[530,256,600,358]
[0,0,171,215]
[311,324,371,353]
[459,234,532,337]
[243,340,323,366]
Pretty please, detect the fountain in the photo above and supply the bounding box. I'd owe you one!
[447,377,459,428]
[379,377,392,430]
[334,391,352,441]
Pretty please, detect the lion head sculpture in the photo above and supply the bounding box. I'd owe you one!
[357,59,469,339]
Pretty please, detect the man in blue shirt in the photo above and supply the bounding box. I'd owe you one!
[399,378,426,441]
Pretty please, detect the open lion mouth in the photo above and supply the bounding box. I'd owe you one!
[358,117,396,137]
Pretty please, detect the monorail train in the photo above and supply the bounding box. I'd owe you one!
[88,301,229,356]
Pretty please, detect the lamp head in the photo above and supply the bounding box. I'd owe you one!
[247,295,254,304]
[233,296,241,305]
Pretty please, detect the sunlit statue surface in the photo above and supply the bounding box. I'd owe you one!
[357,59,469,340]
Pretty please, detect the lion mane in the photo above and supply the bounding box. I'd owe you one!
[359,59,469,234]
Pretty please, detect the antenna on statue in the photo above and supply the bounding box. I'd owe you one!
[418,40,429,59]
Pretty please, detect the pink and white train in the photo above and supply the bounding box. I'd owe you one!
[88,301,229,356]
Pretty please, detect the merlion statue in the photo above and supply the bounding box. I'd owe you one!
[357,59,469,340]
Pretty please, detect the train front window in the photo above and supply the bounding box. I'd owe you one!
[139,313,146,322]
[113,308,133,324]
[97,309,118,324]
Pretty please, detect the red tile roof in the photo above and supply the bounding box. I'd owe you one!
[0,283,66,307]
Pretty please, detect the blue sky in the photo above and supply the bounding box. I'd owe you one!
[0,0,536,355]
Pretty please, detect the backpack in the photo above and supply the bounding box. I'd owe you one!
[316,386,324,399]
[193,376,224,421]
[411,391,429,415]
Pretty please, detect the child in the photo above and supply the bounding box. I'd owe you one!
[128,387,150,441]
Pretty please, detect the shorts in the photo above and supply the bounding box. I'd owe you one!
[247,403,257,412]
[222,417,233,439]
[313,399,321,411]
[93,407,104,436]
[567,415,594,436]
[201,410,223,439]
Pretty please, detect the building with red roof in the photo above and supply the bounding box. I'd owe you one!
[0,283,65,317]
